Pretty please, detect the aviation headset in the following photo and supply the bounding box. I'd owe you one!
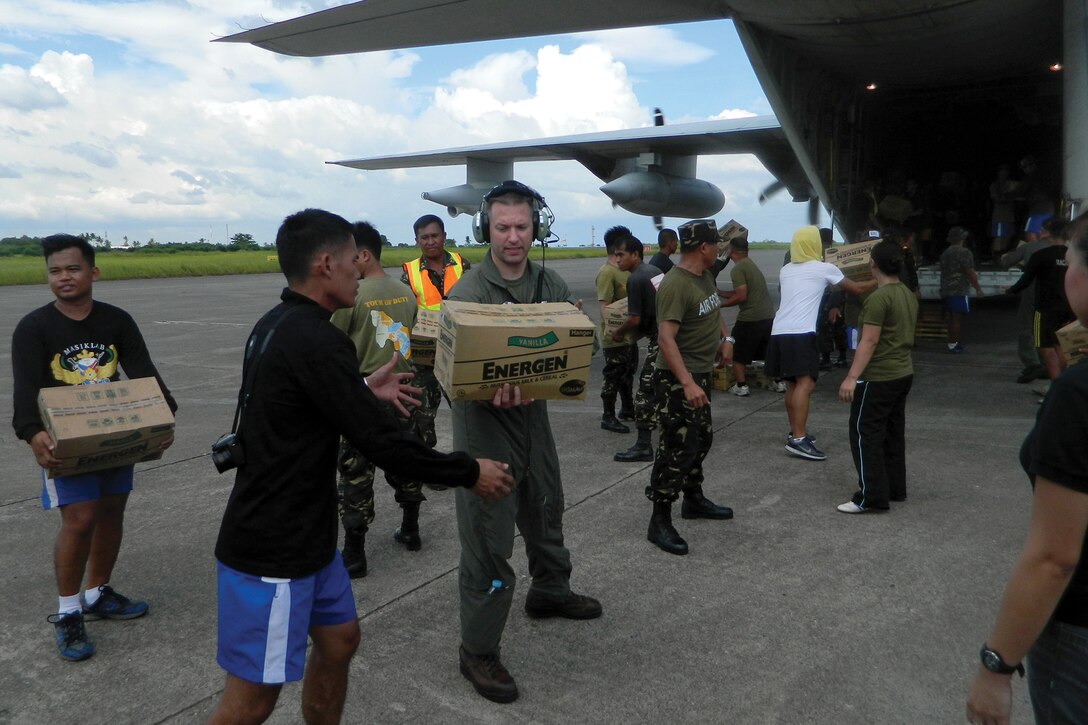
[472,180,553,244]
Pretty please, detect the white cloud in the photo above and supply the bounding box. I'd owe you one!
[0,63,67,110]
[713,108,757,120]
[576,27,715,69]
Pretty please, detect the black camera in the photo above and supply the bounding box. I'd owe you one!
[211,432,246,474]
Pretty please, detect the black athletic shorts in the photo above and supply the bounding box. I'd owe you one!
[765,333,819,381]
[731,318,772,365]
[1034,309,1074,348]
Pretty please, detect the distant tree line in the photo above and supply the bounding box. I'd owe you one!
[0,232,269,256]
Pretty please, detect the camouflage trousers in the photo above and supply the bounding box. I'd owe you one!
[600,342,637,411]
[409,363,440,448]
[337,403,427,532]
[646,370,713,503]
[633,336,660,431]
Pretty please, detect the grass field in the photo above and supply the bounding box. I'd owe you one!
[0,242,787,286]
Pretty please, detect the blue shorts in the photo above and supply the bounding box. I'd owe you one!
[41,465,134,510]
[943,296,970,314]
[846,325,860,351]
[1025,213,1054,234]
[216,551,357,684]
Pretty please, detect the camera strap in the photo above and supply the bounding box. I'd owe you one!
[230,304,300,435]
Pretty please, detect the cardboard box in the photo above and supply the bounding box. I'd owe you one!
[602,298,635,343]
[1057,319,1088,365]
[436,301,596,401]
[711,365,736,392]
[38,377,175,478]
[410,309,440,367]
[824,239,881,282]
[716,218,748,257]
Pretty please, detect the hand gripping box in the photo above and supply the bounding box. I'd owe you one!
[410,309,440,367]
[38,377,175,477]
[824,239,881,282]
[436,301,596,401]
[1057,319,1088,366]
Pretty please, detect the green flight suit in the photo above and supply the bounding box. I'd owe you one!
[448,252,575,656]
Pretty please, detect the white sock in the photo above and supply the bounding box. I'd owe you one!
[947,342,957,350]
[58,594,82,615]
[84,584,105,606]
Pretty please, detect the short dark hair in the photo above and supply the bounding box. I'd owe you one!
[658,228,678,245]
[42,234,95,266]
[276,208,353,284]
[413,214,444,236]
[603,225,632,253]
[730,237,749,254]
[615,235,644,258]
[1043,217,1068,241]
[870,239,904,276]
[818,227,834,250]
[352,221,383,260]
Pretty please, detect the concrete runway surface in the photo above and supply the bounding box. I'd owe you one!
[0,253,1042,724]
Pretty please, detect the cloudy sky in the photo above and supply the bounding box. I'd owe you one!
[0,1,813,247]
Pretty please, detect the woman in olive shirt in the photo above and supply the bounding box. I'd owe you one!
[836,240,918,513]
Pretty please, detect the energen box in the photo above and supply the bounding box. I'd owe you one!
[1057,319,1088,365]
[410,309,440,367]
[602,298,634,343]
[824,239,881,282]
[38,377,175,477]
[436,301,595,401]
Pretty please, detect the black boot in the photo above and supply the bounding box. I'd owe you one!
[393,501,422,551]
[601,395,629,433]
[615,428,654,462]
[681,488,734,520]
[342,528,368,578]
[617,389,635,421]
[647,502,688,555]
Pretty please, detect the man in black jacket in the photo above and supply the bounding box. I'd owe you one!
[208,208,513,725]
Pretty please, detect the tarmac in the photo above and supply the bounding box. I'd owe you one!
[0,252,1044,724]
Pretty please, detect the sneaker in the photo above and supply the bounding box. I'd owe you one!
[459,645,518,703]
[82,585,149,621]
[785,436,826,461]
[785,431,817,443]
[1032,381,1051,396]
[947,343,966,354]
[48,612,95,662]
[836,501,867,514]
[771,380,787,393]
[1016,365,1045,384]
[728,383,750,397]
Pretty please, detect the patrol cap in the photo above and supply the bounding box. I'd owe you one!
[677,219,718,251]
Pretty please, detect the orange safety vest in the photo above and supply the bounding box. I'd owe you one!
[403,253,465,310]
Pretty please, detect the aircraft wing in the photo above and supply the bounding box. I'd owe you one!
[216,0,727,57]
[333,116,798,185]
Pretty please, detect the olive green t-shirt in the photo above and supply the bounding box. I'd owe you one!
[329,276,417,375]
[596,262,630,349]
[858,281,918,381]
[730,256,775,322]
[654,267,722,374]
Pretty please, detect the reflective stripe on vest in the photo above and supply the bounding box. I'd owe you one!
[403,253,464,310]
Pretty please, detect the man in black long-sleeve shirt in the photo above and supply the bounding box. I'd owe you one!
[1006,227,1074,384]
[11,234,178,663]
[207,209,513,725]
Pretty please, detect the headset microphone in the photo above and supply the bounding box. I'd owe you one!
[471,180,553,244]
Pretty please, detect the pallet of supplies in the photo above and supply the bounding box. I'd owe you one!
[436,301,596,401]
[38,377,175,478]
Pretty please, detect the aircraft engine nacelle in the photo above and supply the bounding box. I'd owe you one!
[599,172,725,218]
[420,183,486,217]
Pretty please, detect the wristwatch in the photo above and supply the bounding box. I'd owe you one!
[724,336,736,344]
[979,644,1024,677]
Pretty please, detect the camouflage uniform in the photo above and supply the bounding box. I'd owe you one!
[601,343,638,413]
[645,370,714,502]
[337,402,427,532]
[408,364,440,448]
[633,335,660,431]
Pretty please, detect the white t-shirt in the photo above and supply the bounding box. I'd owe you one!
[772,261,845,335]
